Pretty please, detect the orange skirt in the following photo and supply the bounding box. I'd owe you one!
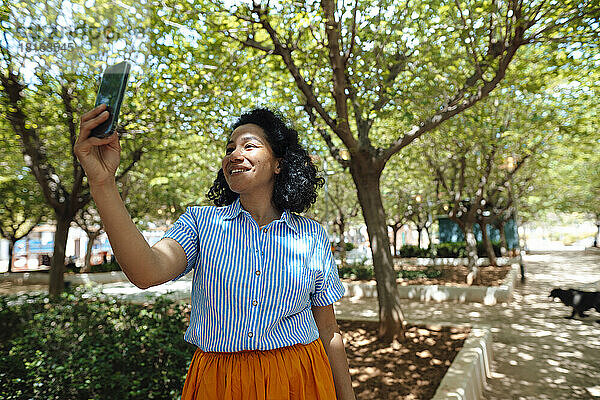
[180,338,337,400]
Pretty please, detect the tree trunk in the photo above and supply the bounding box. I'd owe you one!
[8,239,15,273]
[338,215,347,267]
[83,231,99,273]
[595,218,599,248]
[423,226,430,250]
[498,221,508,256]
[481,222,497,266]
[350,163,405,342]
[464,221,479,285]
[49,217,70,298]
[417,227,422,249]
[392,225,400,256]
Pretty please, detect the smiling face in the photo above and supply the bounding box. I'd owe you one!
[222,123,282,197]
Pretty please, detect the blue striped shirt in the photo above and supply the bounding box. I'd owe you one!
[161,197,345,352]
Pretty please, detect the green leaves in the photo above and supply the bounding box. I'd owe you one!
[0,291,195,400]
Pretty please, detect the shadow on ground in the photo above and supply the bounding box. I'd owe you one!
[334,251,600,399]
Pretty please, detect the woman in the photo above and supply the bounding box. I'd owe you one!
[74,105,356,400]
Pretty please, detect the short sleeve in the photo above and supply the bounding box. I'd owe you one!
[161,206,200,281]
[310,228,346,307]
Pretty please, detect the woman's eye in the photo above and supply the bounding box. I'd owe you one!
[225,143,256,154]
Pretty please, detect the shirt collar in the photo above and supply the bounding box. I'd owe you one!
[222,197,299,234]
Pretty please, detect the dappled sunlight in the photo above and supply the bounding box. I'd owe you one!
[339,320,468,399]
[96,280,193,303]
[588,386,600,397]
[336,251,600,399]
[334,296,379,320]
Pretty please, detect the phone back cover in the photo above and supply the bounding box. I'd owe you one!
[91,61,130,137]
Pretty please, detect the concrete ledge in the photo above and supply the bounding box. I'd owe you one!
[431,327,493,400]
[343,264,519,304]
[0,271,128,285]
[394,256,520,267]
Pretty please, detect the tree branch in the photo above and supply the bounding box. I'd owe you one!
[60,82,86,213]
[1,70,65,211]
[454,0,482,71]
[376,50,412,110]
[380,28,524,164]
[343,0,358,64]
[245,3,340,136]
[115,148,143,183]
[303,103,350,169]
[319,0,353,137]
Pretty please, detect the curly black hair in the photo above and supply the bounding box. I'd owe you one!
[206,108,325,214]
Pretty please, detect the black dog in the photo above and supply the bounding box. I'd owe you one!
[549,288,600,320]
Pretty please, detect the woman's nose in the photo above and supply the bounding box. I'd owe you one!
[228,147,244,162]
[230,148,242,158]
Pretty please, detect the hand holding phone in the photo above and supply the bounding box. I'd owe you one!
[74,103,122,187]
[91,61,131,138]
[75,61,132,187]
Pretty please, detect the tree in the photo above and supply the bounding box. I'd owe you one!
[195,0,600,340]
[384,189,413,257]
[0,0,179,296]
[2,0,313,296]
[422,91,561,282]
[0,118,49,272]
[315,157,362,266]
[382,147,442,254]
[535,75,600,245]
[405,191,438,250]
[73,205,103,272]
[0,176,47,272]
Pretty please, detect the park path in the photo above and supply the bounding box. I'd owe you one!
[334,250,600,399]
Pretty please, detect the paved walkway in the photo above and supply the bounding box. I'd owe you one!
[334,250,600,399]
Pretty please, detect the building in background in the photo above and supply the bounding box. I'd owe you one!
[437,216,519,250]
[0,224,168,273]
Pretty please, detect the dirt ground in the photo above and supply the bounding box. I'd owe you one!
[340,320,469,400]
[398,264,512,286]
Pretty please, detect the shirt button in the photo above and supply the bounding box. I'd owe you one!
[252,300,258,306]
[255,270,261,276]
[248,332,253,338]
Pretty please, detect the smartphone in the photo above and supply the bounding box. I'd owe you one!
[91,61,131,138]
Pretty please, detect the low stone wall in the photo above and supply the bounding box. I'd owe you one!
[342,264,519,304]
[394,256,520,267]
[431,326,493,400]
[0,271,128,285]
[3,263,520,306]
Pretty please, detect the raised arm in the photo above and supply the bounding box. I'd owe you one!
[74,104,186,289]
